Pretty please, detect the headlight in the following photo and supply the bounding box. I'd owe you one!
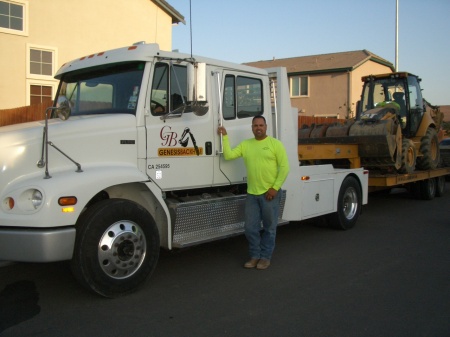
[31,189,43,209]
[17,188,44,211]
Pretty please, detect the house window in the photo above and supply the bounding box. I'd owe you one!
[290,76,309,97]
[29,84,53,105]
[0,0,28,35]
[26,79,57,105]
[30,48,53,76]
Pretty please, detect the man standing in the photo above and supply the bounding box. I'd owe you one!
[218,116,289,270]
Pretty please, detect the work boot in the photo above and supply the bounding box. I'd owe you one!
[244,258,259,269]
[256,259,270,270]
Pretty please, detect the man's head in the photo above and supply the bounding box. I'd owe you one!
[252,115,267,140]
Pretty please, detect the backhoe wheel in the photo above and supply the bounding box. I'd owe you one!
[435,176,445,197]
[399,138,416,173]
[327,176,361,230]
[416,127,440,170]
[419,179,436,200]
[71,199,160,298]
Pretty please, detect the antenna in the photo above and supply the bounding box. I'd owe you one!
[190,0,193,59]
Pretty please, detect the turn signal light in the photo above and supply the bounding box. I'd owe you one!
[4,197,15,210]
[58,196,77,206]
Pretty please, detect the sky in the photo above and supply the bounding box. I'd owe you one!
[170,0,450,105]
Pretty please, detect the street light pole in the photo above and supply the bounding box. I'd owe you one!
[395,0,399,71]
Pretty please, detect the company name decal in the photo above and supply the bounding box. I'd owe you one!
[158,126,201,156]
[158,147,203,156]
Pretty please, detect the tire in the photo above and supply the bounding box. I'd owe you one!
[399,138,416,173]
[435,176,445,197]
[328,176,362,230]
[71,199,160,298]
[416,127,439,170]
[419,179,436,200]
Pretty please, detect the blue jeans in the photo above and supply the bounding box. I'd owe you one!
[244,191,281,260]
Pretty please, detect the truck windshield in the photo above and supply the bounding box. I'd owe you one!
[55,62,145,116]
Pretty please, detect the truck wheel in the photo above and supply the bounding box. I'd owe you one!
[399,138,416,173]
[435,176,445,197]
[71,199,160,298]
[419,179,436,200]
[328,176,361,230]
[416,127,439,170]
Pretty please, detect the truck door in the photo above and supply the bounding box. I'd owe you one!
[145,61,214,191]
[213,71,271,185]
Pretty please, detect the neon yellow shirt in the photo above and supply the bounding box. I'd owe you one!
[222,135,290,195]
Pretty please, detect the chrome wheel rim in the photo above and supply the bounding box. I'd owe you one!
[98,221,146,279]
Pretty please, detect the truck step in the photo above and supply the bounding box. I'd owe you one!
[167,191,287,248]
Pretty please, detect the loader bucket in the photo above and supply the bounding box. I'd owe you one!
[348,118,402,169]
[298,108,402,170]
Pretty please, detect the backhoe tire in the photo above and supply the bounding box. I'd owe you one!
[327,176,361,230]
[416,127,439,170]
[399,138,416,173]
[71,199,160,298]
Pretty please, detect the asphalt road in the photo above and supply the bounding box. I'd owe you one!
[1,184,449,337]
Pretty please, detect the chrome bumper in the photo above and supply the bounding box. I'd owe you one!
[0,227,76,262]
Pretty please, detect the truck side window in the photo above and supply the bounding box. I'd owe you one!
[171,64,188,112]
[150,62,188,116]
[150,63,169,115]
[236,76,263,118]
[223,75,235,120]
[222,75,263,120]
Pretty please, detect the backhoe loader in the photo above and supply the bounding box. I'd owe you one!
[299,72,443,174]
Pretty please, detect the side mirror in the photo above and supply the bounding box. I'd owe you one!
[187,63,208,116]
[57,98,72,121]
[37,101,73,177]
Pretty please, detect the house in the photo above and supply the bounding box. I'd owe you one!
[440,105,450,122]
[0,0,184,109]
[245,50,395,119]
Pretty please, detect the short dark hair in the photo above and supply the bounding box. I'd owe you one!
[252,115,266,124]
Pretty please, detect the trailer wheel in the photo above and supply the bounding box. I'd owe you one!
[399,138,416,173]
[435,176,445,197]
[71,199,160,298]
[416,127,439,170]
[419,179,436,200]
[328,176,361,230]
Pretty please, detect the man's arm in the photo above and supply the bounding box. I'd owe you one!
[272,142,290,191]
[217,126,242,160]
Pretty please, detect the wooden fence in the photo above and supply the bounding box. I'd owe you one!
[0,100,52,127]
[298,115,342,128]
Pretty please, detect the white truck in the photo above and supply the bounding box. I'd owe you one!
[0,43,368,297]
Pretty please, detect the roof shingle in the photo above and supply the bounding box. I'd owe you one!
[244,50,394,74]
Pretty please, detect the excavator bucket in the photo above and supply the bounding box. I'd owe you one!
[298,107,402,171]
[349,118,402,169]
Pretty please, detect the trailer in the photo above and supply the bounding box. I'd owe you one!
[298,142,449,199]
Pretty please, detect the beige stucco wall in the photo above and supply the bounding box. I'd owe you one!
[0,0,175,109]
[292,72,349,118]
[292,61,393,118]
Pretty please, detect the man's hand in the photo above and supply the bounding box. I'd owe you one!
[265,188,277,201]
[217,126,227,136]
